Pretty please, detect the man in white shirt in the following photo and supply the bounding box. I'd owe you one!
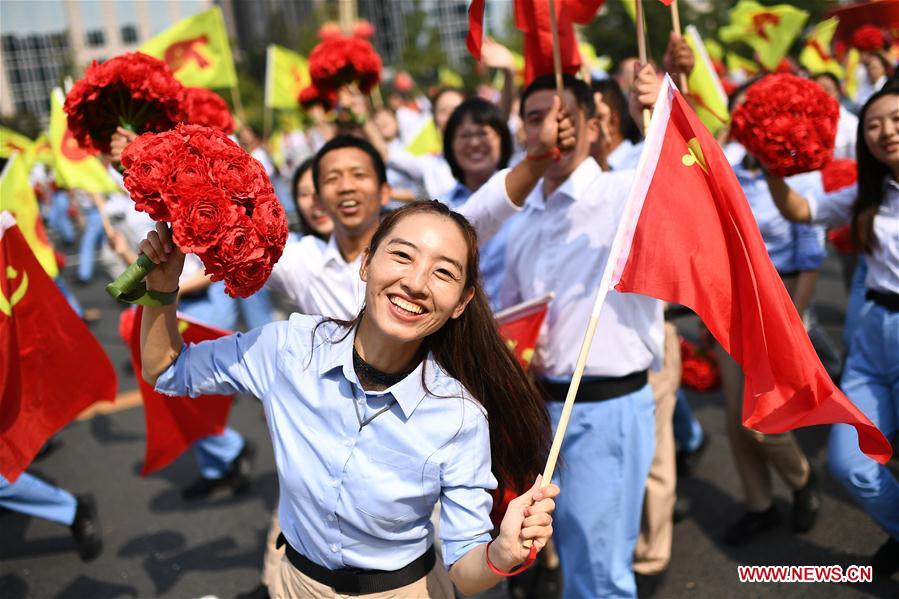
[482,72,663,598]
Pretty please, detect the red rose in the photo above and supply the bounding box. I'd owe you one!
[172,187,240,254]
[731,74,839,177]
[180,87,235,134]
[252,194,289,250]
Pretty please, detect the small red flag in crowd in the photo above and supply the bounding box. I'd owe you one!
[0,212,116,481]
[496,294,552,370]
[611,78,892,464]
[120,306,234,476]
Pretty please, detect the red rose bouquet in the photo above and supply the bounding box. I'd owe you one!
[680,337,720,392]
[852,25,885,52]
[64,52,184,155]
[180,87,235,135]
[107,124,287,299]
[731,74,839,177]
[308,35,382,95]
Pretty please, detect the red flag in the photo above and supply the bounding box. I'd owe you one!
[828,0,899,47]
[0,212,116,481]
[496,294,552,370]
[122,306,234,475]
[514,0,604,85]
[467,0,486,61]
[611,78,891,464]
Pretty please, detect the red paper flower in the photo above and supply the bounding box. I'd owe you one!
[352,19,375,40]
[121,123,288,297]
[821,158,857,193]
[679,337,720,392]
[852,25,885,52]
[64,52,184,155]
[308,36,382,95]
[731,74,839,177]
[180,87,235,135]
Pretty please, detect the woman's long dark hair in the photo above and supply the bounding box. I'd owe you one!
[853,83,899,252]
[323,201,550,496]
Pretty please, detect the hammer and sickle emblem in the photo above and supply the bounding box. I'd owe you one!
[0,265,29,316]
[681,138,709,174]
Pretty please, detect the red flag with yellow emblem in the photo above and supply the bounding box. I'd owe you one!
[0,212,116,481]
[121,306,234,475]
[610,77,891,464]
[496,294,552,370]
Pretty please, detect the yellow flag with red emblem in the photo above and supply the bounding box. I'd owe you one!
[719,1,809,71]
[0,128,32,159]
[0,153,58,277]
[264,44,309,110]
[799,17,844,79]
[684,26,730,135]
[23,134,53,171]
[49,88,120,194]
[140,7,237,90]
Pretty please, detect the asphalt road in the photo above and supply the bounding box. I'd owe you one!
[2,247,898,599]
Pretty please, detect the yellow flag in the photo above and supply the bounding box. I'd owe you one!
[265,44,309,110]
[140,7,237,89]
[405,119,442,157]
[438,66,464,89]
[0,153,58,277]
[719,1,808,71]
[23,134,53,171]
[845,48,860,102]
[0,127,32,159]
[704,39,725,63]
[50,88,120,194]
[684,26,730,135]
[726,52,760,78]
[621,0,636,23]
[799,18,844,79]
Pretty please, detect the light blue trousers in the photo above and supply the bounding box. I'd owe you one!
[828,300,899,542]
[547,383,656,599]
[0,472,77,525]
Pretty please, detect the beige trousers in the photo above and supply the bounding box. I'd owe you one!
[262,509,285,594]
[634,323,680,575]
[716,345,810,512]
[273,553,455,599]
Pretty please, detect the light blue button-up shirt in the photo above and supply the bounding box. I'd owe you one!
[155,314,495,570]
[730,156,827,274]
[440,182,518,311]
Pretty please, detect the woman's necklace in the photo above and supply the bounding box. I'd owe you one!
[350,347,418,431]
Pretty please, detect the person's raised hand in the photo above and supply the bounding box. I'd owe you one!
[664,32,695,79]
[490,475,560,570]
[138,221,184,293]
[481,37,515,71]
[109,126,138,165]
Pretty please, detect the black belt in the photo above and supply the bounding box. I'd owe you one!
[276,533,435,594]
[539,370,648,403]
[867,289,899,312]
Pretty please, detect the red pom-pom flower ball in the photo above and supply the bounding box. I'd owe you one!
[731,74,839,177]
[64,52,184,155]
[308,36,382,95]
[119,124,288,298]
[852,25,885,52]
[180,87,235,135]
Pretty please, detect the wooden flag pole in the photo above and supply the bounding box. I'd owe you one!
[670,0,689,93]
[547,0,565,98]
[635,0,651,132]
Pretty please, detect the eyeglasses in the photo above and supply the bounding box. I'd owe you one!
[455,128,498,145]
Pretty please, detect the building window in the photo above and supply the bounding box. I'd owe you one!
[86,30,105,47]
[121,25,138,44]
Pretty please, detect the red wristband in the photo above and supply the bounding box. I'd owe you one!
[485,539,538,577]
[526,147,561,162]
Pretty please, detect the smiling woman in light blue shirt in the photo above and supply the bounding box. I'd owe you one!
[138,201,557,597]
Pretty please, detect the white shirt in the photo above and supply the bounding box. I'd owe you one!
[834,106,858,160]
[497,157,664,378]
[808,179,899,294]
[268,235,365,320]
[267,187,520,318]
[607,139,643,171]
[387,147,456,200]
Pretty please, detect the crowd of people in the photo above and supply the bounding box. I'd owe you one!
[3,24,899,599]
